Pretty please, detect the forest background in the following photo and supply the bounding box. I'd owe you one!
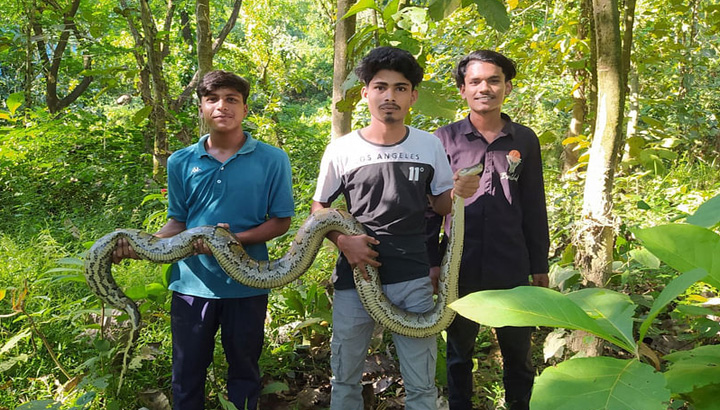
[0,0,719,409]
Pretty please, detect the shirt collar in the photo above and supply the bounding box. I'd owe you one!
[195,131,257,158]
[462,113,516,142]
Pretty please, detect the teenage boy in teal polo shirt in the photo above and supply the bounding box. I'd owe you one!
[113,70,295,409]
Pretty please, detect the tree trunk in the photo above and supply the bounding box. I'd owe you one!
[331,0,356,139]
[575,0,627,288]
[139,0,170,181]
[196,0,213,137]
[561,0,591,178]
[623,65,639,160]
[172,0,243,142]
[24,1,35,111]
[196,0,213,78]
[587,0,598,138]
[33,0,94,113]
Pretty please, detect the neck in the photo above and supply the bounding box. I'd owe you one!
[469,111,505,141]
[205,130,247,162]
[362,121,407,145]
[207,129,246,149]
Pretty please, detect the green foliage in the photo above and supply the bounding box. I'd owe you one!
[532,357,671,410]
[451,194,720,409]
[664,345,720,407]
[2,0,720,406]
[633,224,720,289]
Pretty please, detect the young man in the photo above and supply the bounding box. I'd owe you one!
[426,50,550,410]
[113,70,295,410]
[312,47,479,410]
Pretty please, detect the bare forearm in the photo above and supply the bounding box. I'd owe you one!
[234,217,291,245]
[154,218,187,238]
[428,191,452,216]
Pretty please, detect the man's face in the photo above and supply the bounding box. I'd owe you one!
[362,69,418,125]
[200,87,248,133]
[460,61,512,116]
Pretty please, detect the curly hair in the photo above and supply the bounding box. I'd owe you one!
[355,47,424,90]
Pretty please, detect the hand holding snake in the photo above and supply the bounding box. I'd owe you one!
[84,162,482,393]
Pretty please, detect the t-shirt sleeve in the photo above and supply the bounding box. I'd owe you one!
[312,142,343,204]
[166,152,187,222]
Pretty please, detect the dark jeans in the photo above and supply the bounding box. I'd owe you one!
[446,314,534,410]
[170,292,268,410]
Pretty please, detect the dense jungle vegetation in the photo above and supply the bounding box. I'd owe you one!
[0,0,718,409]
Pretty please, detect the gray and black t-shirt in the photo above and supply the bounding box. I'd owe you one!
[313,126,453,289]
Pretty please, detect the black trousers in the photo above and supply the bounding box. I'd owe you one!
[170,292,268,410]
[446,313,535,410]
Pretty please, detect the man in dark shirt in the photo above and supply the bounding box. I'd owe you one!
[426,50,550,410]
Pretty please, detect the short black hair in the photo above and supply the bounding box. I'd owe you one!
[454,50,517,88]
[355,46,424,90]
[196,70,250,103]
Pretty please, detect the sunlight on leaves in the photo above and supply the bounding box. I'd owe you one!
[531,357,670,410]
[6,92,24,116]
[638,268,708,342]
[663,345,720,395]
[634,224,720,288]
[449,287,634,352]
[686,193,720,228]
[566,288,636,353]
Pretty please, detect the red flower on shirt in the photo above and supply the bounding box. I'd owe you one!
[507,150,522,174]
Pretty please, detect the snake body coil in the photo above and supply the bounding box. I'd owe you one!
[84,163,482,392]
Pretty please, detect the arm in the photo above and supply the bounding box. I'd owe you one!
[194,217,291,254]
[521,134,550,288]
[234,216,291,245]
[428,170,480,216]
[311,200,380,280]
[425,210,445,294]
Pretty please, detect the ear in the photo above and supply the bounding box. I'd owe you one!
[410,88,419,105]
[361,86,368,100]
[505,81,513,97]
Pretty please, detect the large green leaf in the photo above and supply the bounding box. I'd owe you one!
[449,287,634,352]
[414,80,458,120]
[6,92,24,116]
[633,224,720,288]
[382,0,400,27]
[681,384,720,410]
[531,357,670,410]
[342,0,380,19]
[428,0,462,21]
[638,268,708,342]
[469,0,510,32]
[686,193,720,228]
[566,288,636,353]
[664,345,720,395]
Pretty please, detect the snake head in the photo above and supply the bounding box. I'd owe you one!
[458,162,483,177]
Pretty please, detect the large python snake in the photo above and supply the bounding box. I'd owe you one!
[84,163,482,392]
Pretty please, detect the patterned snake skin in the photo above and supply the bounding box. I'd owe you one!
[84,163,482,392]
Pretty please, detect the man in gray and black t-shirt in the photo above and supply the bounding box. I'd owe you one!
[312,47,479,410]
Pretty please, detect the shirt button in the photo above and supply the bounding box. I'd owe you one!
[217,180,222,184]
[220,167,225,171]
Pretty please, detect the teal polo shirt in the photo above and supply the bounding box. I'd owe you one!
[166,132,295,298]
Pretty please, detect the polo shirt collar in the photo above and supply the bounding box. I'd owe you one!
[195,131,258,159]
[462,113,517,142]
